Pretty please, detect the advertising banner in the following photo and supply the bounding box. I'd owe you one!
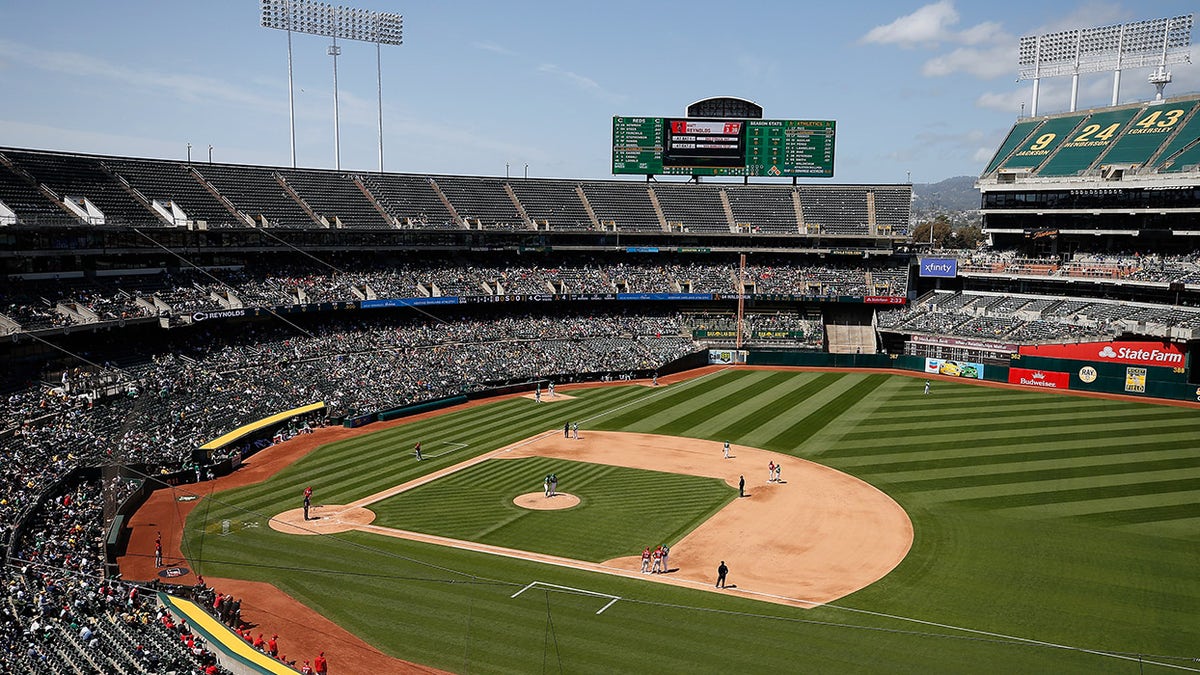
[918,258,958,278]
[924,358,985,379]
[1124,367,1147,393]
[361,297,460,309]
[708,349,747,365]
[1008,367,1070,389]
[911,335,1018,353]
[1018,341,1185,368]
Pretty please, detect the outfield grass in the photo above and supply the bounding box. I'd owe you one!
[184,370,1200,673]
[370,456,734,561]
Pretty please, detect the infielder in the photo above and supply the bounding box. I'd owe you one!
[723,441,730,459]
[641,547,651,573]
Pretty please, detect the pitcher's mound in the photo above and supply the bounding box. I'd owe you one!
[270,505,376,535]
[514,492,580,510]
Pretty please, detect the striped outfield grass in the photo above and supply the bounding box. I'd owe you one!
[184,370,1200,673]
[369,457,734,562]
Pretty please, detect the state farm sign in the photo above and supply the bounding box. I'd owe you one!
[1008,367,1070,389]
[1019,341,1185,367]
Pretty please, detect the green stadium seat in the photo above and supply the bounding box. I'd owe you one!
[983,120,1040,175]
[1001,114,1088,171]
[1037,108,1138,176]
[1154,107,1200,172]
[1098,101,1197,166]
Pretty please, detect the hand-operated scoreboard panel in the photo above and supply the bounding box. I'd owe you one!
[613,116,835,177]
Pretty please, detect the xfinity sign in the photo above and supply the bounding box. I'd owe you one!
[919,258,958,278]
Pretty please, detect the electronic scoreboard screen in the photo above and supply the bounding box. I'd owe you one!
[612,117,835,177]
[663,119,747,169]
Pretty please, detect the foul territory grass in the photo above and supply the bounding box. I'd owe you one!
[184,370,1200,673]
[370,457,734,561]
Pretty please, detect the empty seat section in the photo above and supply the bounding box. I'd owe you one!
[652,183,730,233]
[799,187,869,235]
[0,160,66,225]
[872,187,911,236]
[194,164,316,228]
[581,182,660,232]
[509,179,594,231]
[360,173,455,227]
[1038,108,1138,176]
[6,150,157,226]
[999,113,1087,172]
[1099,101,1197,166]
[435,175,526,230]
[283,169,392,228]
[107,158,244,227]
[982,119,1041,174]
[724,185,799,233]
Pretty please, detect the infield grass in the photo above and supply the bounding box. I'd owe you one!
[371,456,734,561]
[184,370,1200,673]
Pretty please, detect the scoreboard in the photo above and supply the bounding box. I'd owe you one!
[612,117,835,177]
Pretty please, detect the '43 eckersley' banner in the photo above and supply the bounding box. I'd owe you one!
[1018,341,1185,368]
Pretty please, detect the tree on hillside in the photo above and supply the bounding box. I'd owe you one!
[911,218,953,247]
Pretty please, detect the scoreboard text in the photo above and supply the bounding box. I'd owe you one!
[613,117,835,177]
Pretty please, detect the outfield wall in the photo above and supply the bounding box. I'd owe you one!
[746,350,1198,403]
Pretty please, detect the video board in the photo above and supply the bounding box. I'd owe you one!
[613,117,835,177]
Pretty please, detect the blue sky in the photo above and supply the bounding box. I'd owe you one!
[1,1,1197,183]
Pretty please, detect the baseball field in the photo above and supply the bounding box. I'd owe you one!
[168,368,1200,673]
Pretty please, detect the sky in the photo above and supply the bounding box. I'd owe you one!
[1,1,1198,184]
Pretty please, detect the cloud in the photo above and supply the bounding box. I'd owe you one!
[976,89,1028,113]
[472,41,515,56]
[861,0,960,47]
[536,63,625,103]
[861,2,1014,80]
[923,45,1016,79]
[0,39,278,112]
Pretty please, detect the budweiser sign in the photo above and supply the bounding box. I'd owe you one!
[1018,341,1185,367]
[1008,367,1070,389]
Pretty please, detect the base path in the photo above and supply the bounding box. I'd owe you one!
[505,431,913,606]
[268,430,912,608]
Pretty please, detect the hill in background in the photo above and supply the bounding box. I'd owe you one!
[912,176,979,218]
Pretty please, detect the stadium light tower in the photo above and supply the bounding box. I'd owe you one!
[261,0,403,171]
[1017,15,1192,116]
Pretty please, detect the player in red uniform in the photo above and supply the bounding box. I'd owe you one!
[640,547,651,573]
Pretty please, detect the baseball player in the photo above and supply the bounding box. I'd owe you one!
[651,546,663,573]
[768,461,775,482]
[548,382,555,398]
[774,463,781,482]
[303,486,312,520]
[641,547,651,573]
[413,441,423,461]
[661,544,670,572]
[924,380,931,395]
[723,441,730,459]
[550,473,558,497]
[572,422,579,439]
[154,532,163,567]
[564,422,569,438]
[535,386,542,403]
[543,475,551,497]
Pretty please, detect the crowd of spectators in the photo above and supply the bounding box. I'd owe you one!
[2,476,233,674]
[877,288,1200,341]
[0,257,911,334]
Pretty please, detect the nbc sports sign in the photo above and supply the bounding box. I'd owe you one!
[1018,341,1185,367]
[918,258,958,278]
[1008,367,1070,389]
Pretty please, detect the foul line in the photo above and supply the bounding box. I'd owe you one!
[422,441,469,459]
[511,581,621,615]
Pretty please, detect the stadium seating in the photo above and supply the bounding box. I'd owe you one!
[4,150,158,227]
[798,187,869,235]
[108,158,246,228]
[0,160,68,226]
[507,179,595,231]
[435,175,527,230]
[723,185,800,234]
[651,183,731,233]
[358,173,456,228]
[193,164,317,229]
[281,169,393,229]
[580,182,662,232]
